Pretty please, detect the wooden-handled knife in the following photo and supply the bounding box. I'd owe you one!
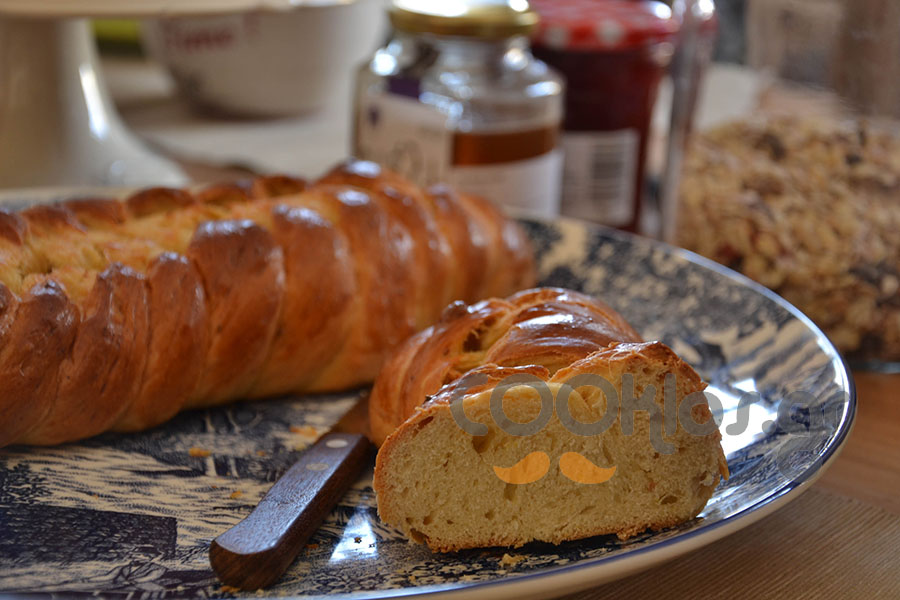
[209,393,374,590]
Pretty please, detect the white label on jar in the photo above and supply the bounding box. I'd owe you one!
[355,92,452,188]
[448,150,562,219]
[356,91,562,217]
[560,129,639,226]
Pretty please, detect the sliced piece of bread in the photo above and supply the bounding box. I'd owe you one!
[374,341,728,552]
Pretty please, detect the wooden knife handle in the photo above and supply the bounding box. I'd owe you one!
[209,432,373,590]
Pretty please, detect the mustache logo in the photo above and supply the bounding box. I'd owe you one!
[492,451,616,485]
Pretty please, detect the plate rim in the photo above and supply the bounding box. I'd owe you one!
[297,220,858,600]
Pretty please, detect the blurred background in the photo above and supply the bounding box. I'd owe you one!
[0,0,897,367]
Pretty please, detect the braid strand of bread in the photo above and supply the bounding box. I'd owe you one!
[369,288,642,445]
[0,160,535,447]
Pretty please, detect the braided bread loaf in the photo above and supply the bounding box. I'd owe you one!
[0,160,534,447]
[371,288,728,551]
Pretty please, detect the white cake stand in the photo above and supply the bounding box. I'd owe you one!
[0,1,330,189]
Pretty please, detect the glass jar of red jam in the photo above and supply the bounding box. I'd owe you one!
[531,0,678,232]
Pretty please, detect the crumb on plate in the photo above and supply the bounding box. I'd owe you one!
[290,425,319,437]
[499,553,526,567]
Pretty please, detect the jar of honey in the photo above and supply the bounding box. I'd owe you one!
[353,0,564,217]
[531,0,678,231]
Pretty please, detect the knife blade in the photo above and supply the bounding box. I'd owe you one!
[209,393,374,590]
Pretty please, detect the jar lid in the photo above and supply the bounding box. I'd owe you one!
[390,0,539,40]
[531,0,679,51]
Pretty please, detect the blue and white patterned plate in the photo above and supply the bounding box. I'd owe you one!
[0,215,855,599]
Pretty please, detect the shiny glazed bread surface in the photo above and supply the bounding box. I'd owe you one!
[370,288,728,551]
[369,287,641,446]
[0,160,535,447]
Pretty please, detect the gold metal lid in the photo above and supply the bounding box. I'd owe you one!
[390,0,539,39]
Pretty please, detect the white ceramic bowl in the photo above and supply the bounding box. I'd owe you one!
[142,0,386,117]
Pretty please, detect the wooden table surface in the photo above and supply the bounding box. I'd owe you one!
[815,371,900,515]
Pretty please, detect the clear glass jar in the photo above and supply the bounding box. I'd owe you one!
[353,0,564,217]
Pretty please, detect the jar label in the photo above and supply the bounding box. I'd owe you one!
[355,92,452,188]
[560,129,639,226]
[448,150,563,218]
[356,90,562,217]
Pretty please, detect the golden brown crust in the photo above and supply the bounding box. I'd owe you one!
[0,162,534,447]
[250,175,307,199]
[318,159,421,203]
[0,284,13,329]
[248,204,354,397]
[63,198,127,227]
[300,186,421,390]
[369,299,509,445]
[195,182,254,207]
[113,253,209,431]
[0,211,31,293]
[427,184,494,301]
[19,267,149,445]
[0,209,27,245]
[499,217,537,294]
[315,168,454,328]
[456,192,534,298]
[368,288,642,445]
[485,288,641,368]
[21,204,86,236]
[319,161,468,319]
[553,340,704,391]
[0,282,78,447]
[186,220,285,406]
[317,161,535,304]
[126,187,196,218]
